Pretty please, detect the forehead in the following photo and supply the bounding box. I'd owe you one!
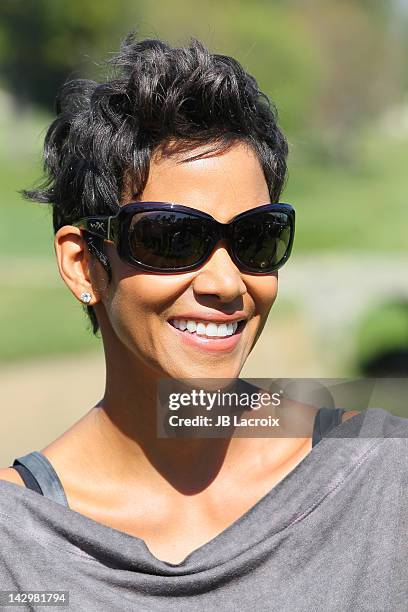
[124,141,270,222]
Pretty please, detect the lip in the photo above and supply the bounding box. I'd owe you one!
[167,320,246,353]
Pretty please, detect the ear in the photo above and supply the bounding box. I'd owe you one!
[54,227,102,305]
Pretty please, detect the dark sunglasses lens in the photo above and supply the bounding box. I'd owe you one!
[233,212,292,271]
[128,211,212,269]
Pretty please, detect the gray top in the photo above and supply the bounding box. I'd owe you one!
[0,407,407,611]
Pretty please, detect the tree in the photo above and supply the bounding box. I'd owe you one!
[0,0,140,111]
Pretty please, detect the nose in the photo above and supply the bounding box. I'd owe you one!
[192,240,247,303]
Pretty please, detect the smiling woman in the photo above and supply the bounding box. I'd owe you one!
[0,31,407,612]
[67,144,292,378]
[60,142,289,376]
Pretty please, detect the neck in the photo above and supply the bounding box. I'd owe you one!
[88,340,242,493]
[76,326,308,496]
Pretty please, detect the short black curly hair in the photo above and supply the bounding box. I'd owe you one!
[23,31,289,335]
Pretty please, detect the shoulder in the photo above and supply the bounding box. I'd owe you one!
[336,409,408,469]
[0,467,25,486]
[340,408,408,434]
[355,408,408,436]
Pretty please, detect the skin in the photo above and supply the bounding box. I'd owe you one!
[0,141,359,564]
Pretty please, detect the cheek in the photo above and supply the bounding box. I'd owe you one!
[107,275,160,336]
[102,283,140,353]
[102,270,190,361]
[98,247,160,342]
[250,275,279,315]
[248,275,278,343]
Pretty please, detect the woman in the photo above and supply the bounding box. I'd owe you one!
[0,33,406,611]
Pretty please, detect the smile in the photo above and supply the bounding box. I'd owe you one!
[167,318,247,353]
[168,318,246,338]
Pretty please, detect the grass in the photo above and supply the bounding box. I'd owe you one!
[0,284,101,364]
[0,275,298,364]
[283,133,408,252]
[354,300,408,364]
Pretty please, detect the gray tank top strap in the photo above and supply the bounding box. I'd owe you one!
[312,407,345,447]
[12,451,69,508]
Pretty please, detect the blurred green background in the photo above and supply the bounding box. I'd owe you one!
[1,0,408,376]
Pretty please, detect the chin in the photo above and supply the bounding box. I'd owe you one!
[166,359,244,382]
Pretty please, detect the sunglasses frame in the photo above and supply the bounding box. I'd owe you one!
[71,201,295,274]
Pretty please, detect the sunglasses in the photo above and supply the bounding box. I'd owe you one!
[72,201,295,274]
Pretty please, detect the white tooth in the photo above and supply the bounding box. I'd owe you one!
[196,322,206,335]
[174,319,239,337]
[186,320,197,333]
[205,322,218,337]
[217,323,228,337]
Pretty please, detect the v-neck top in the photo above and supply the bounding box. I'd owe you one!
[1,408,407,611]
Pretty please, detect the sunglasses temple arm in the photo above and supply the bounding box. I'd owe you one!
[71,217,112,241]
[71,218,113,274]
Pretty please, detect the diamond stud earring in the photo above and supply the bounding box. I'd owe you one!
[80,292,92,304]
